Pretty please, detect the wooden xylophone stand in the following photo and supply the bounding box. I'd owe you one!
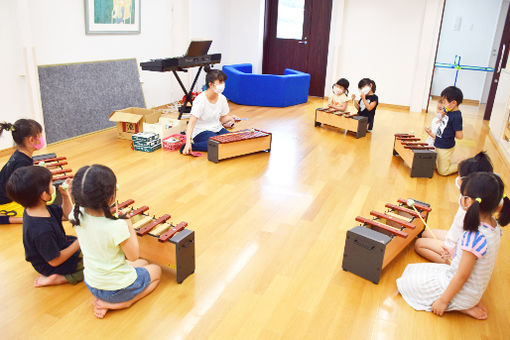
[314,108,368,138]
[342,198,431,284]
[393,133,436,178]
[207,129,272,163]
[116,200,195,283]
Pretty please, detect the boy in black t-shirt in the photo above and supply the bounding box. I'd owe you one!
[6,166,83,287]
[353,78,378,131]
[425,86,464,176]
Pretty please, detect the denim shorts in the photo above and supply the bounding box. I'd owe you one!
[85,267,151,303]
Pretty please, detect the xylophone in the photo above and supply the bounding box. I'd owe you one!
[34,153,74,206]
[342,198,431,284]
[115,199,195,283]
[393,133,437,178]
[34,153,74,185]
[207,128,272,163]
[314,108,368,138]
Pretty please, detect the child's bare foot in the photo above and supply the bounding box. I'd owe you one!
[460,305,488,320]
[34,274,67,287]
[93,298,109,319]
[93,297,131,318]
[476,301,488,314]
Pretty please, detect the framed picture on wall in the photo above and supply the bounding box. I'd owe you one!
[84,0,141,34]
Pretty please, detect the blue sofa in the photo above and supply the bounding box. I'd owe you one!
[222,63,310,107]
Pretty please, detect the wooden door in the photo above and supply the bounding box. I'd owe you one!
[484,5,510,120]
[263,0,332,97]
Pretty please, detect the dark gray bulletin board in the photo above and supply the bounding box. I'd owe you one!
[38,58,145,143]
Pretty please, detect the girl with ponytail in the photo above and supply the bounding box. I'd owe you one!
[0,119,43,224]
[398,172,508,320]
[70,164,161,319]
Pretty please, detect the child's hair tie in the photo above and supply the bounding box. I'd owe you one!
[9,125,16,132]
[475,197,482,203]
[504,194,507,199]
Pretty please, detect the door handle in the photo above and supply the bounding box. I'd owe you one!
[298,40,307,44]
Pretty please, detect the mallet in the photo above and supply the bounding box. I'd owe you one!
[407,198,451,264]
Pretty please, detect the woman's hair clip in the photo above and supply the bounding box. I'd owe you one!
[504,194,507,199]
[475,197,482,203]
[116,183,120,191]
[9,125,16,132]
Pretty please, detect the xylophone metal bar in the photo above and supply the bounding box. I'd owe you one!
[397,198,431,212]
[369,211,416,229]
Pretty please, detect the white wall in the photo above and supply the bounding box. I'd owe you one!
[0,0,188,150]
[0,0,451,151]
[326,0,444,110]
[187,0,265,87]
[0,0,32,150]
[431,0,503,101]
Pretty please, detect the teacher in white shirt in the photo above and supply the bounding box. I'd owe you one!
[182,70,239,154]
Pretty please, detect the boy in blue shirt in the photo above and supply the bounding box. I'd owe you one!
[425,86,464,176]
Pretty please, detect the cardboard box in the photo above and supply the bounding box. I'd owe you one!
[109,107,161,140]
[143,117,186,139]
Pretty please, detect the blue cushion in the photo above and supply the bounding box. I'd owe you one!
[222,63,310,107]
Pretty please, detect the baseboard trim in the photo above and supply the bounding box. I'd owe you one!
[0,127,117,157]
[0,146,16,157]
[431,95,480,106]
[378,103,410,111]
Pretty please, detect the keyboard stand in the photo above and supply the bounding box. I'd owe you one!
[173,66,204,120]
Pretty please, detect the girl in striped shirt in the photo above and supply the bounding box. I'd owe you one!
[397,172,510,319]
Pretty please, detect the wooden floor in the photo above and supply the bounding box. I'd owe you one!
[1,98,509,339]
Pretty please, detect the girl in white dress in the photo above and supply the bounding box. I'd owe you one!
[398,172,510,319]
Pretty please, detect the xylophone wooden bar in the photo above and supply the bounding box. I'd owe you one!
[342,198,431,283]
[404,145,435,150]
[50,168,72,176]
[355,216,408,238]
[52,174,73,182]
[207,128,272,163]
[112,199,135,213]
[385,203,424,219]
[124,201,195,283]
[314,108,368,138]
[136,214,171,236]
[123,206,149,219]
[393,133,436,178]
[159,222,188,242]
[44,161,68,168]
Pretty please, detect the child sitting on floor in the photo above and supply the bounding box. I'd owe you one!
[0,119,44,224]
[414,152,493,263]
[70,164,161,318]
[398,172,509,320]
[6,166,82,287]
[328,78,351,113]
